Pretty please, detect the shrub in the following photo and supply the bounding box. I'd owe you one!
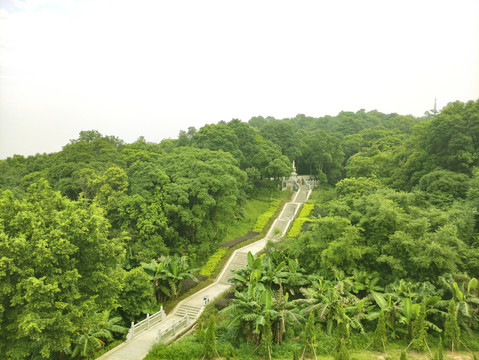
[199,248,228,277]
[253,200,280,232]
[335,340,350,360]
[288,203,315,237]
[144,338,203,360]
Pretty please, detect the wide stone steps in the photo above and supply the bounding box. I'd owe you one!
[174,303,202,319]
[218,252,248,284]
[294,187,309,203]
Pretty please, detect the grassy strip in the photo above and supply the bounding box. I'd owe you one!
[287,203,315,238]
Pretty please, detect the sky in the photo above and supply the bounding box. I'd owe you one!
[0,0,478,159]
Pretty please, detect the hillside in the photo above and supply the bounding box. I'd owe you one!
[0,100,478,359]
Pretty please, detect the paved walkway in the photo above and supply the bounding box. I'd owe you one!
[98,186,311,360]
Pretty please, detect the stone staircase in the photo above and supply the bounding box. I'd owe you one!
[174,303,202,320]
[218,251,248,285]
[294,185,310,203]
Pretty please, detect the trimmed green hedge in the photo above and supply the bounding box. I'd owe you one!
[199,247,228,277]
[287,203,315,238]
[252,200,281,232]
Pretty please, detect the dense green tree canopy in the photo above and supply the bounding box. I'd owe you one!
[1,99,478,359]
[0,180,124,358]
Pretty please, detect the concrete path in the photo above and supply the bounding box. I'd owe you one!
[98,186,311,360]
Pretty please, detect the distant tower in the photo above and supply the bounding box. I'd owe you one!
[425,98,439,118]
[431,98,438,116]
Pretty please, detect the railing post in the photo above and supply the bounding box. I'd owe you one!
[147,313,150,329]
[160,305,166,320]
[186,313,190,326]
[131,321,135,338]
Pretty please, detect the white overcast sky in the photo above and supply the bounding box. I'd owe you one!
[0,0,478,159]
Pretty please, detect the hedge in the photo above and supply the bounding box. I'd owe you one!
[199,247,228,277]
[253,200,281,232]
[287,203,315,238]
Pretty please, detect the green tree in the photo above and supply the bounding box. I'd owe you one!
[262,311,273,360]
[159,147,246,255]
[0,180,124,359]
[411,302,427,351]
[118,267,154,321]
[142,255,198,303]
[435,337,444,360]
[204,315,217,359]
[69,311,126,358]
[444,299,460,351]
[302,311,318,359]
[372,310,387,352]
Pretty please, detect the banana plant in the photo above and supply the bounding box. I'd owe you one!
[142,254,198,303]
[369,291,442,341]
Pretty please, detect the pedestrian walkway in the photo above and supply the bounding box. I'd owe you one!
[98,186,311,360]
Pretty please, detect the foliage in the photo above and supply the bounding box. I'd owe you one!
[411,302,427,351]
[253,200,281,232]
[204,315,217,359]
[444,299,460,351]
[435,337,444,360]
[287,203,315,237]
[199,248,228,277]
[144,337,203,360]
[372,310,387,352]
[142,255,198,303]
[335,340,351,360]
[0,180,124,359]
[1,101,479,359]
[262,311,273,359]
[117,267,153,321]
[302,311,318,359]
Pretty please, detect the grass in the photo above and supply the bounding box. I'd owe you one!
[308,184,337,204]
[224,188,290,241]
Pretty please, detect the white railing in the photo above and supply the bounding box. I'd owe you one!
[126,306,166,341]
[156,314,191,343]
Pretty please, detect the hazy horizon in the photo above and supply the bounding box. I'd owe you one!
[1,0,478,159]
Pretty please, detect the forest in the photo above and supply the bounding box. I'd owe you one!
[0,99,478,359]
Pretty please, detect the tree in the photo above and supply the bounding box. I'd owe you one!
[142,255,198,303]
[302,311,318,359]
[204,315,218,359]
[444,299,460,351]
[372,310,387,352]
[259,120,300,161]
[118,267,154,321]
[0,180,124,359]
[192,123,244,164]
[69,311,126,358]
[298,129,344,184]
[262,311,273,360]
[159,147,246,254]
[435,337,444,360]
[411,302,427,351]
